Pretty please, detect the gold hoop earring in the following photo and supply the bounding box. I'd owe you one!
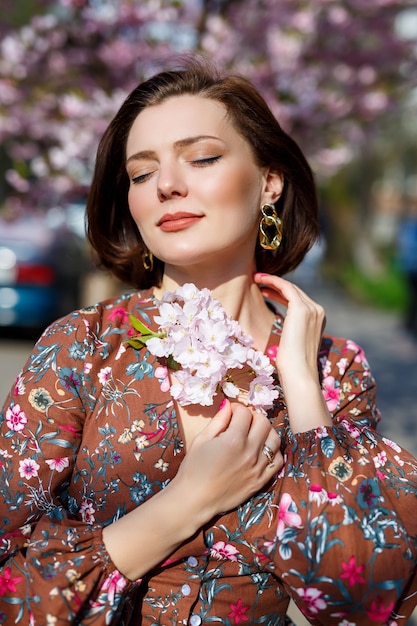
[143,250,154,271]
[259,203,283,250]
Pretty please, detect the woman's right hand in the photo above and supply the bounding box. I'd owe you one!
[103,399,282,581]
[172,399,283,523]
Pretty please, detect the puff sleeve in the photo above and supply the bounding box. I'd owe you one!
[261,335,417,625]
[0,310,140,625]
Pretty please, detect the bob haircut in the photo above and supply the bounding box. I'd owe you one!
[86,56,319,289]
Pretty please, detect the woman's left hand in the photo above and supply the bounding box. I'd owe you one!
[254,272,332,432]
[254,273,325,376]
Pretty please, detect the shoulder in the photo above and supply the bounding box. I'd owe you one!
[318,333,375,395]
[320,333,370,367]
[36,289,157,356]
[47,288,155,331]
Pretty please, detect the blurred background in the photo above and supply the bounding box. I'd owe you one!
[1,0,417,334]
[1,2,417,622]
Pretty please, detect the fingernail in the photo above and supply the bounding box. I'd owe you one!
[219,398,227,410]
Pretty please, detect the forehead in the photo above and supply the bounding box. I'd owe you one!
[127,95,236,148]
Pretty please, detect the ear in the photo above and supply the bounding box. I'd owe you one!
[261,169,284,205]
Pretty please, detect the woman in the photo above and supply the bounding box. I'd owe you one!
[1,57,417,625]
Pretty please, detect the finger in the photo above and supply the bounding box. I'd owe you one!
[259,286,288,308]
[257,275,326,327]
[260,428,281,460]
[255,272,308,301]
[254,273,296,307]
[260,443,284,475]
[200,400,254,445]
[199,398,233,439]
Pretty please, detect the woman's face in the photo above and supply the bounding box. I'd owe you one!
[125,94,281,274]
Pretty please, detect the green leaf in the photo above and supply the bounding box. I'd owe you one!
[166,355,180,371]
[126,337,147,350]
[129,314,152,335]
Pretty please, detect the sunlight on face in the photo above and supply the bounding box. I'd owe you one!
[125,95,271,275]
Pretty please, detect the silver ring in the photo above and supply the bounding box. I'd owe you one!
[262,444,275,466]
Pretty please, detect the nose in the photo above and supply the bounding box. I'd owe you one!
[157,159,187,201]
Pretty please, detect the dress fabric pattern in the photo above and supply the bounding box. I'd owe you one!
[1,289,417,626]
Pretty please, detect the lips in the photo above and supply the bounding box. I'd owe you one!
[157,212,202,232]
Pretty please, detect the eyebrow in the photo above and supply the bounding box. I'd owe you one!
[126,135,222,164]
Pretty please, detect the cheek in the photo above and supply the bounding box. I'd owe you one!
[127,187,148,225]
[213,167,261,207]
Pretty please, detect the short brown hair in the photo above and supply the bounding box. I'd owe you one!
[86,56,319,288]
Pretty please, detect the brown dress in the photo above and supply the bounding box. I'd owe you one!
[1,289,416,625]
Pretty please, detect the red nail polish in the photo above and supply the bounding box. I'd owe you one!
[219,398,227,410]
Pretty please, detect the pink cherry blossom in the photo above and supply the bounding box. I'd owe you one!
[129,284,278,413]
[0,0,413,213]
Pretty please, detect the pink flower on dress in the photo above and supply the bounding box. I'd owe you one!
[266,344,278,361]
[6,404,27,431]
[154,366,170,392]
[80,500,96,524]
[382,437,402,453]
[0,566,23,594]
[308,485,343,507]
[340,419,361,439]
[276,492,302,539]
[320,356,332,377]
[336,357,349,375]
[100,570,128,605]
[98,366,112,385]
[45,457,70,472]
[308,484,328,506]
[346,339,368,365]
[366,597,395,622]
[228,598,250,624]
[314,426,329,439]
[108,307,129,323]
[296,586,327,615]
[373,451,387,469]
[394,454,404,467]
[210,541,239,561]
[18,458,40,479]
[340,555,366,587]
[322,376,341,411]
[14,373,25,396]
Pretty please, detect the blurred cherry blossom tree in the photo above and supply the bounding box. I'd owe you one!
[0,0,416,209]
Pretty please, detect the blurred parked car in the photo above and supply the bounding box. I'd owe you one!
[0,207,90,333]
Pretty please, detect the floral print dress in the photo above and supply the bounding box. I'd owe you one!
[1,289,417,626]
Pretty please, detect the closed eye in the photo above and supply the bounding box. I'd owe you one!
[191,155,222,166]
[131,172,153,184]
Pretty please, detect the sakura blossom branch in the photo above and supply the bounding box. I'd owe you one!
[127,283,279,414]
